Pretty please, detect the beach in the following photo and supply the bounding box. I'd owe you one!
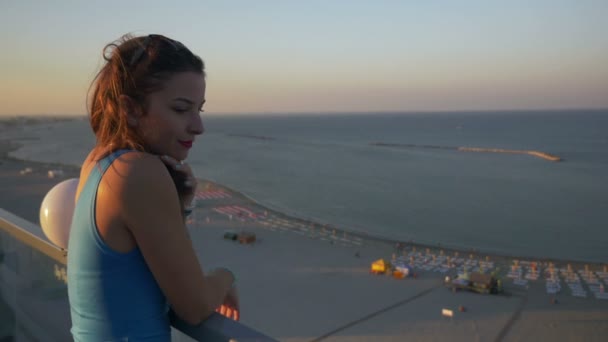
[1,120,608,341]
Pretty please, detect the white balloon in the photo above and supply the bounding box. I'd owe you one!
[39,178,79,249]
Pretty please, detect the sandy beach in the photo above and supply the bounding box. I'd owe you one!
[1,121,607,341]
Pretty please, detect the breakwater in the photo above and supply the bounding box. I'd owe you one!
[457,147,562,162]
[371,143,562,162]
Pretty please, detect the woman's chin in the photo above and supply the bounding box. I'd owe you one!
[175,151,189,161]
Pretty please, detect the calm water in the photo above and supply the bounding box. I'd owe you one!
[6,110,608,262]
[194,110,608,262]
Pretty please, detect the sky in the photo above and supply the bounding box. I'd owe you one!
[0,0,607,116]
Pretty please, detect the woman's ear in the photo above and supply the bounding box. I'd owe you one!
[118,94,142,127]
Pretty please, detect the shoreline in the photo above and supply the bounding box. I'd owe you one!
[196,176,607,269]
[2,140,605,268]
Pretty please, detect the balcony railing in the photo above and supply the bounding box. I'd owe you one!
[0,208,277,342]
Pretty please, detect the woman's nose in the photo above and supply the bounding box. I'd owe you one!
[190,113,204,135]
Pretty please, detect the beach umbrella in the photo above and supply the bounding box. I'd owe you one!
[39,178,79,249]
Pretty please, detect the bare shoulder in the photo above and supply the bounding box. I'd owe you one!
[108,152,175,194]
[112,151,168,180]
[103,152,180,226]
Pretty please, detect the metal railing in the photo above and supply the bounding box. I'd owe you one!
[0,208,276,342]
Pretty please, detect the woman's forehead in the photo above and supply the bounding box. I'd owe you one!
[156,72,206,101]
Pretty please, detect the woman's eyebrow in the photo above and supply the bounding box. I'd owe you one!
[173,98,206,106]
[172,97,194,105]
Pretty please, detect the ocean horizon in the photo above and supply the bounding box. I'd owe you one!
[3,109,608,263]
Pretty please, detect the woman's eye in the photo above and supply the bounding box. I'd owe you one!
[174,108,188,113]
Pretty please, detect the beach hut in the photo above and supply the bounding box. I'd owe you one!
[470,273,492,290]
[469,272,502,294]
[371,259,390,274]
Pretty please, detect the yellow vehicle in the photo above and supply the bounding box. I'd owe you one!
[370,259,390,274]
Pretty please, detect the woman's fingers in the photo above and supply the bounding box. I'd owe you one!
[160,155,191,173]
[160,155,181,169]
[184,177,195,188]
[216,305,239,321]
[160,155,197,188]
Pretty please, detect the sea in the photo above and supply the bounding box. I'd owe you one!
[5,110,608,263]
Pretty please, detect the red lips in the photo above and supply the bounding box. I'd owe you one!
[179,140,193,148]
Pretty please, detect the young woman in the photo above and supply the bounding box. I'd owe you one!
[67,34,238,341]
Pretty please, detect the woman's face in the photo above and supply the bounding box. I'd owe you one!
[138,71,206,161]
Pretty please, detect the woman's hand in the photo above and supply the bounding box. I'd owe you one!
[160,155,197,208]
[216,287,240,321]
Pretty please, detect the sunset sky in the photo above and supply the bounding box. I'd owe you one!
[1,0,607,116]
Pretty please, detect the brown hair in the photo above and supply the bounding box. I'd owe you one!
[88,33,205,159]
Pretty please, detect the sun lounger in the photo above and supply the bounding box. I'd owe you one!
[594,292,608,299]
[513,279,528,286]
[571,291,587,298]
[195,190,231,200]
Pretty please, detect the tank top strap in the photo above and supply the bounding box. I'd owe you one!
[98,149,134,175]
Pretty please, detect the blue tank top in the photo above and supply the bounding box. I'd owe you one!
[67,150,170,341]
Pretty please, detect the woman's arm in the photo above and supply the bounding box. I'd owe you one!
[113,152,234,325]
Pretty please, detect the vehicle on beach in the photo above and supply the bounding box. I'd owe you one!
[224,231,239,241]
[370,259,415,279]
[237,232,256,244]
[370,259,390,274]
[446,272,503,295]
[223,231,256,244]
